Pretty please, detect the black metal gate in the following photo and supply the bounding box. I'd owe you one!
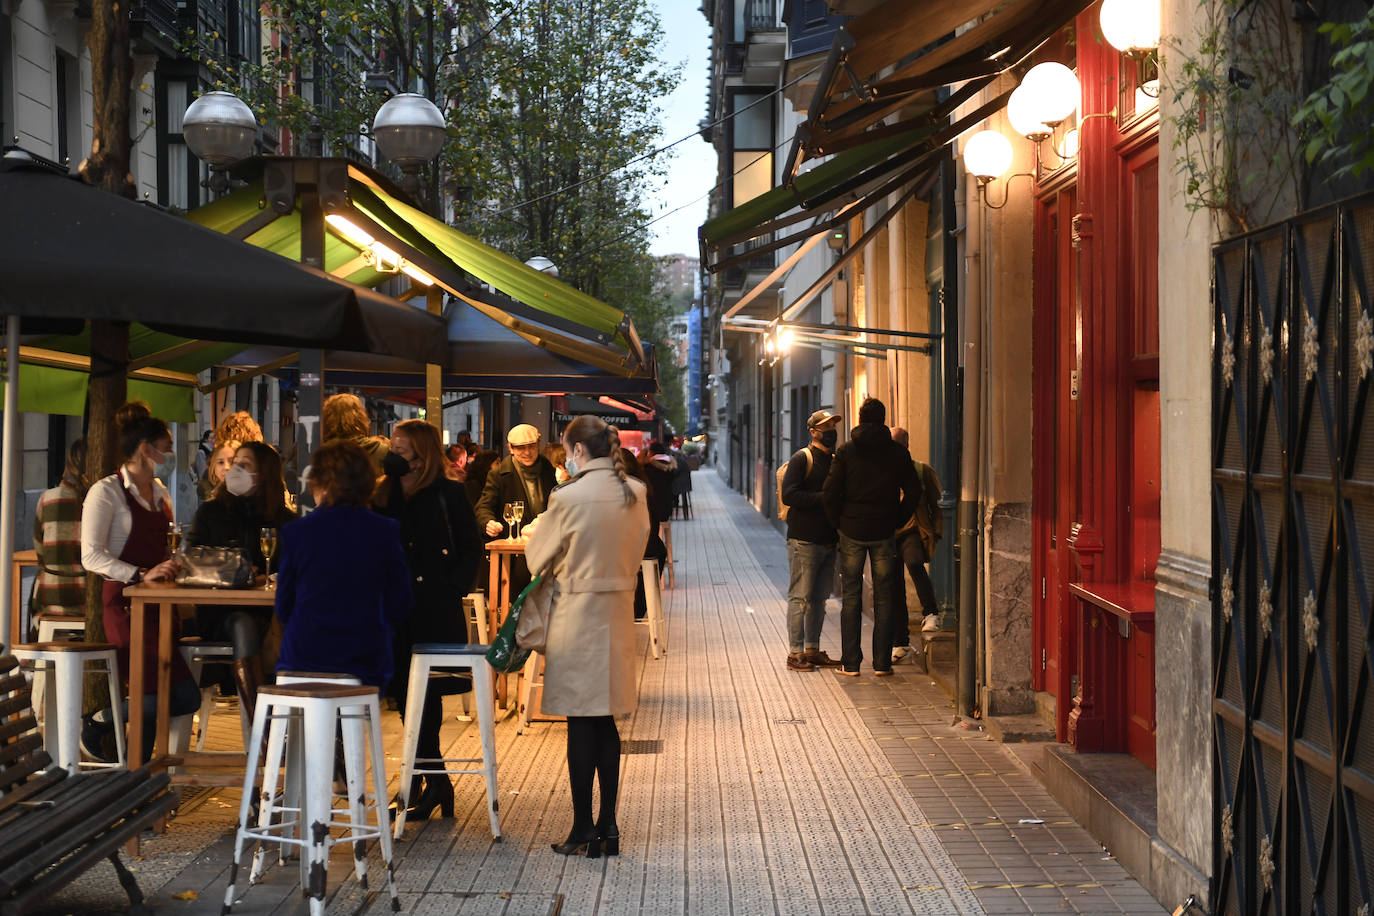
[1213,196,1374,914]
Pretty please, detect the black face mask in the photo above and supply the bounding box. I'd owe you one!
[819,429,838,449]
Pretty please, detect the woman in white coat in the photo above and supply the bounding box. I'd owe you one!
[524,416,650,858]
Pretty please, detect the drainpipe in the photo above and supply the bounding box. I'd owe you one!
[957,169,981,719]
[0,314,19,651]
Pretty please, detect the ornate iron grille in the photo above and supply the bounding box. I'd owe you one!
[1213,195,1374,914]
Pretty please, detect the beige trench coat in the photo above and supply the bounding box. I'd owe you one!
[523,457,650,717]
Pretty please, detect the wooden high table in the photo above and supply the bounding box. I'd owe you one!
[122,582,275,781]
[486,538,527,707]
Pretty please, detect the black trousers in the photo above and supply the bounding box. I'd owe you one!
[891,531,939,648]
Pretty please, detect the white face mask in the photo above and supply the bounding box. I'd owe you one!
[224,465,256,496]
[149,445,176,481]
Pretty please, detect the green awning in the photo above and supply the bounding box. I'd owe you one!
[700,131,924,249]
[186,161,647,375]
[0,364,196,421]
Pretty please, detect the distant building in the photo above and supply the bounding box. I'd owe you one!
[656,253,700,304]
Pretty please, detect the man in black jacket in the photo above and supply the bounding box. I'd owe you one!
[475,424,559,594]
[780,409,844,671]
[822,398,920,676]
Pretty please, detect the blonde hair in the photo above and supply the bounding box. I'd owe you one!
[214,410,263,449]
[322,393,370,442]
[562,415,636,507]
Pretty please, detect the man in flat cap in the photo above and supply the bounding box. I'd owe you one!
[778,409,845,671]
[475,423,559,595]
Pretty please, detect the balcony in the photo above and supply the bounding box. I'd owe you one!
[745,0,780,31]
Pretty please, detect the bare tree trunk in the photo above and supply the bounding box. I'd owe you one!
[81,0,134,718]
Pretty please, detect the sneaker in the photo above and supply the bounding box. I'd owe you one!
[786,653,816,672]
[804,649,843,668]
[873,668,894,677]
[922,614,941,633]
[835,666,860,677]
[891,645,911,664]
[80,714,116,764]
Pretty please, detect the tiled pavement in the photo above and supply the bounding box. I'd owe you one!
[43,472,1164,915]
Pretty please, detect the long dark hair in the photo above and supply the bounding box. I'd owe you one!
[215,441,289,520]
[563,415,636,506]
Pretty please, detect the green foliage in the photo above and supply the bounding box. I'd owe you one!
[181,0,684,428]
[1162,0,1303,233]
[1292,6,1374,181]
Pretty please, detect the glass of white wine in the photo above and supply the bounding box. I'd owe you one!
[512,500,525,540]
[502,503,515,541]
[166,522,183,560]
[259,526,277,587]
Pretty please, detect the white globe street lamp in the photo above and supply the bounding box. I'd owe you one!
[373,93,446,171]
[182,91,257,169]
[1007,85,1052,142]
[1019,62,1080,129]
[1100,0,1161,54]
[963,130,1013,184]
[524,256,559,278]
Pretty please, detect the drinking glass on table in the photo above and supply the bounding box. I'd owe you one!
[166,522,183,559]
[512,500,525,540]
[259,526,277,585]
[502,503,515,541]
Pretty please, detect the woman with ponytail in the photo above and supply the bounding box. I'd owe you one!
[524,416,650,858]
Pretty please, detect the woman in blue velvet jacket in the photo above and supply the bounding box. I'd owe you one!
[275,440,412,689]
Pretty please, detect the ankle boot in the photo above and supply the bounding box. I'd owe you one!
[407,775,454,820]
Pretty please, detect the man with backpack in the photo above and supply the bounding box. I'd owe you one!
[777,409,844,671]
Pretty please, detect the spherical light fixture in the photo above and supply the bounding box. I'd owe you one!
[182,91,257,169]
[1020,62,1080,128]
[964,130,1014,183]
[1100,0,1160,54]
[372,93,447,170]
[524,256,559,278]
[1007,85,1052,141]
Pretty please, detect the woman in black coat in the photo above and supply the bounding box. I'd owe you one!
[375,419,483,821]
[187,441,296,711]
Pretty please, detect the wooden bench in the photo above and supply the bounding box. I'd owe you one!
[0,653,176,914]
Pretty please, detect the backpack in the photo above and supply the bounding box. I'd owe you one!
[776,448,814,521]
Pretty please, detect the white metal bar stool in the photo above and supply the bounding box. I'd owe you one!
[11,641,125,773]
[641,558,667,659]
[224,682,398,916]
[393,644,499,840]
[28,612,84,716]
[177,637,245,752]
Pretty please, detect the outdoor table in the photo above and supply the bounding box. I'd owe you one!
[486,537,528,708]
[8,550,37,646]
[122,582,275,781]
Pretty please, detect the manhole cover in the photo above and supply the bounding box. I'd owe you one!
[774,718,807,725]
[621,739,663,755]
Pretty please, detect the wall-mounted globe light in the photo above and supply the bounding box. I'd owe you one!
[1100,0,1161,54]
[182,91,257,169]
[963,130,1013,184]
[1019,62,1080,128]
[1007,85,1052,142]
[525,256,559,278]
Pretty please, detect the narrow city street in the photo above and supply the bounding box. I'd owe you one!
[49,473,1165,915]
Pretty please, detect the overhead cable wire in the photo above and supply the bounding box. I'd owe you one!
[480,63,822,218]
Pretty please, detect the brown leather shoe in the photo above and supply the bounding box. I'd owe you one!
[804,649,842,668]
[786,652,816,671]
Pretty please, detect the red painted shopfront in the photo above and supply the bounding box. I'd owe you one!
[1030,10,1161,769]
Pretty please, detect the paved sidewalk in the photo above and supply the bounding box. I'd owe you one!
[43,471,1164,915]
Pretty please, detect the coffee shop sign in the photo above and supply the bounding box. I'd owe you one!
[554,411,635,427]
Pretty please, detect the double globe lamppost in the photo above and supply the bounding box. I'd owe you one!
[181,89,450,431]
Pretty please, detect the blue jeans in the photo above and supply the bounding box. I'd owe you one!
[787,539,836,653]
[837,533,898,671]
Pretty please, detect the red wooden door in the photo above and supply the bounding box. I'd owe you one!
[1033,184,1079,740]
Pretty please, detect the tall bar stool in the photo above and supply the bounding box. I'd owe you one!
[28,612,84,716]
[393,644,499,840]
[12,641,125,773]
[224,682,398,916]
[177,637,245,751]
[641,558,667,659]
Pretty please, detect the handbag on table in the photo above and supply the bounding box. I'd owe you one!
[174,546,255,589]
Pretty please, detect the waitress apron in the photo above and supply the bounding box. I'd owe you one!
[100,480,190,689]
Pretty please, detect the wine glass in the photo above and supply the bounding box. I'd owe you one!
[512,501,525,540]
[166,521,183,558]
[259,526,277,586]
[502,503,515,541]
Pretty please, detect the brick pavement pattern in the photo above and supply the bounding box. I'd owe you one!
[43,472,1164,915]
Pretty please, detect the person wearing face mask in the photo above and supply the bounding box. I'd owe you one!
[80,409,199,761]
[374,420,482,822]
[187,441,297,712]
[778,410,844,672]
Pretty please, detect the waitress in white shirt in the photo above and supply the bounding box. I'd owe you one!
[80,404,198,760]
